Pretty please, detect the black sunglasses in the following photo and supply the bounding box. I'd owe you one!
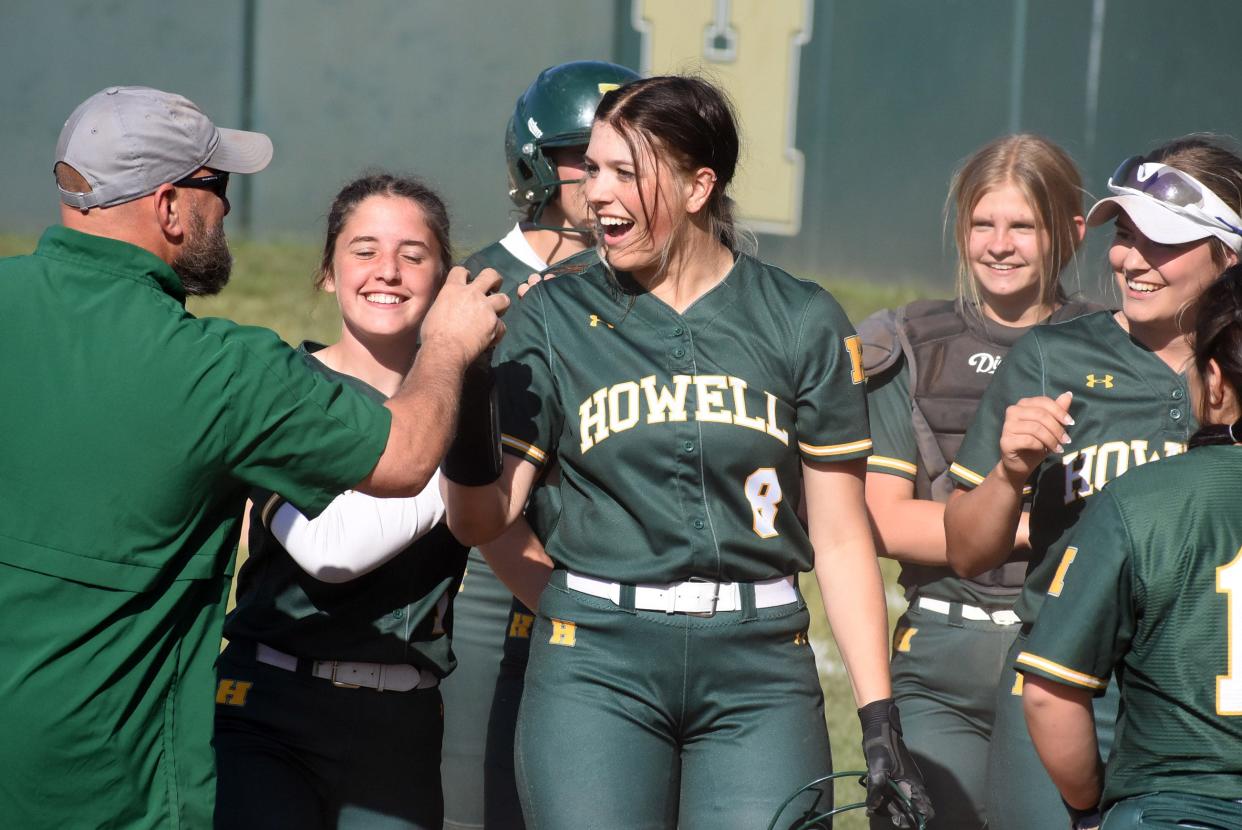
[173,171,230,200]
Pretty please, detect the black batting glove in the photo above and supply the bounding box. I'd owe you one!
[441,356,503,486]
[858,698,934,828]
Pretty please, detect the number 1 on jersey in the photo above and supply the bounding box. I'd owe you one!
[1216,548,1242,715]
[745,467,783,538]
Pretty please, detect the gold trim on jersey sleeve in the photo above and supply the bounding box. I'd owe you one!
[798,438,873,457]
[1014,651,1108,690]
[501,434,548,465]
[867,455,917,476]
[948,461,986,486]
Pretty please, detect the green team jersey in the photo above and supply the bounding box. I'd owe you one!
[225,343,468,674]
[869,355,1027,606]
[464,225,599,300]
[463,228,542,296]
[495,254,871,584]
[1016,445,1242,808]
[949,311,1194,624]
[463,230,601,539]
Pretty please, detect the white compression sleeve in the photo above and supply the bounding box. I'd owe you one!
[269,470,446,583]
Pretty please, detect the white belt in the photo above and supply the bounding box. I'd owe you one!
[565,572,797,615]
[916,596,1021,626]
[254,643,438,692]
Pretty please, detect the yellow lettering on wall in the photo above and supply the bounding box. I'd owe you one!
[633,0,812,234]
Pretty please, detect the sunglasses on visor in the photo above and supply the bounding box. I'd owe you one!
[1108,156,1242,236]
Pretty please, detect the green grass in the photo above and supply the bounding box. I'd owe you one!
[3,232,931,828]
[187,239,340,345]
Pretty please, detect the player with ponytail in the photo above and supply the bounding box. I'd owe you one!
[1021,263,1242,829]
[444,74,932,829]
[946,135,1242,830]
[439,60,639,830]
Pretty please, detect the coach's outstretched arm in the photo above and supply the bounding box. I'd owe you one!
[356,267,509,498]
[945,391,1073,577]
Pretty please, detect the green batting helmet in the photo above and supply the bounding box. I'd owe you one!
[505,60,640,221]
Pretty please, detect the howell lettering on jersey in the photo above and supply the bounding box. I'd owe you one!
[577,374,790,453]
[1062,440,1185,503]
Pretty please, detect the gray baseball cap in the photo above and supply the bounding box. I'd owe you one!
[55,85,273,209]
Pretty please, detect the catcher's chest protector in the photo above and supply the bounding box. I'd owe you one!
[862,298,1096,594]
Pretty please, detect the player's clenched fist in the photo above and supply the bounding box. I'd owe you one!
[997,391,1074,488]
[421,266,510,364]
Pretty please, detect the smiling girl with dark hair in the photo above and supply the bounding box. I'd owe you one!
[445,75,931,829]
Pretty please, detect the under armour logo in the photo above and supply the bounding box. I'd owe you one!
[589,314,614,329]
[968,352,1001,374]
[1085,374,1114,388]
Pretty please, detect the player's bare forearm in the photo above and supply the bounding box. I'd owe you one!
[358,342,467,497]
[443,456,538,547]
[805,459,891,706]
[479,516,554,610]
[1023,676,1103,812]
[944,470,1025,577]
[865,471,948,565]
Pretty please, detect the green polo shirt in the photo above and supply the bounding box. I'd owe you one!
[0,227,390,828]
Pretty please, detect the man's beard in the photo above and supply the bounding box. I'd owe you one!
[172,207,233,296]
